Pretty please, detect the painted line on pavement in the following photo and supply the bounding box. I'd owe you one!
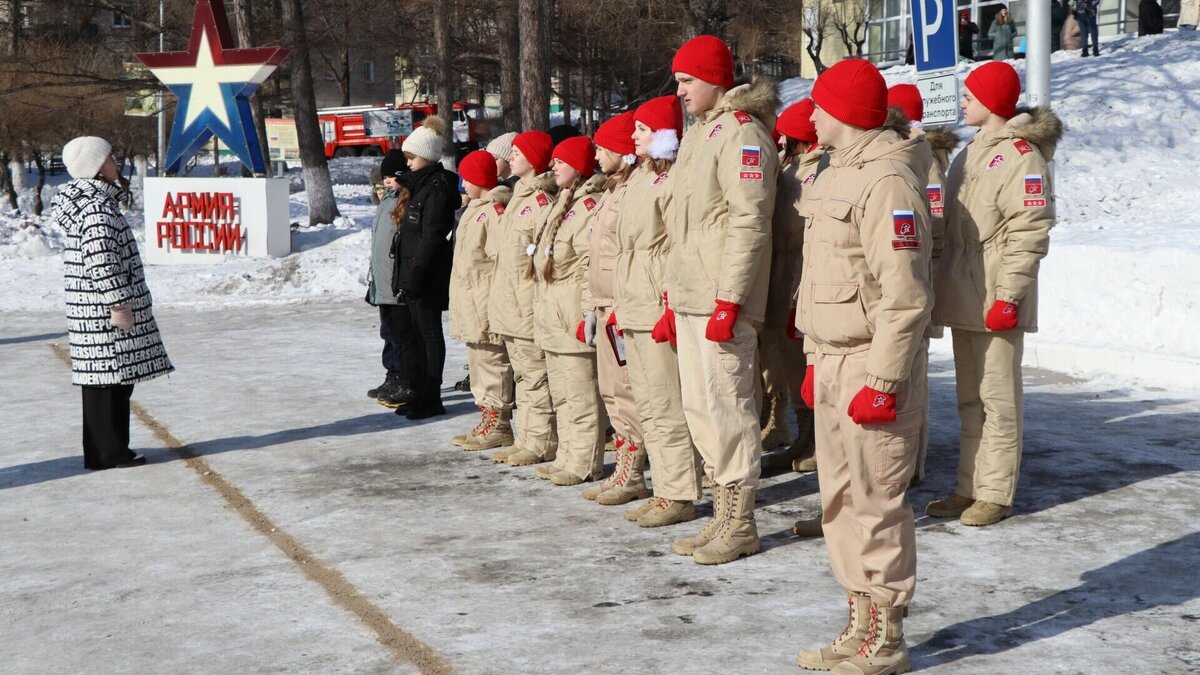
[51,344,454,675]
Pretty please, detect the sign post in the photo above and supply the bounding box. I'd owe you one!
[909,0,960,125]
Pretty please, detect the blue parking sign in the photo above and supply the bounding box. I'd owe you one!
[910,0,959,72]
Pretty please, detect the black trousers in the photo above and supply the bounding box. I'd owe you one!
[383,297,446,397]
[81,384,135,469]
[377,305,402,375]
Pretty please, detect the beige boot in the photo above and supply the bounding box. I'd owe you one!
[671,485,728,555]
[596,442,650,506]
[550,470,590,486]
[761,394,792,451]
[506,447,554,467]
[533,463,559,480]
[791,407,818,472]
[829,603,911,675]
[960,500,1013,526]
[795,593,874,671]
[623,498,656,522]
[492,444,525,464]
[583,441,626,500]
[461,408,513,451]
[451,406,487,447]
[636,498,696,528]
[692,486,759,565]
[792,514,825,538]
[925,493,975,518]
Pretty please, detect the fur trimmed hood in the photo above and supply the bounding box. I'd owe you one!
[924,126,961,154]
[579,172,608,196]
[722,77,781,129]
[535,171,562,197]
[488,185,513,206]
[1005,106,1064,159]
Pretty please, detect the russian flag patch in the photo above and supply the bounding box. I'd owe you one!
[892,210,919,250]
[1024,174,1044,196]
[742,145,761,167]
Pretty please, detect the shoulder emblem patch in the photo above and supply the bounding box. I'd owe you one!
[535,193,550,207]
[493,203,506,216]
[1024,174,1044,196]
[741,145,761,167]
[707,123,724,140]
[739,170,763,181]
[987,154,1006,170]
[926,184,944,215]
[733,110,753,125]
[892,210,920,250]
[583,197,598,211]
[1014,139,1034,155]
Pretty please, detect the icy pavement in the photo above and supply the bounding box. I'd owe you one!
[2,302,1197,674]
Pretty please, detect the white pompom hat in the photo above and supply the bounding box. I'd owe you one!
[63,136,112,180]
[401,115,446,162]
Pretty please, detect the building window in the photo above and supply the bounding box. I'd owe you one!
[363,61,376,84]
[113,11,133,28]
[869,0,912,63]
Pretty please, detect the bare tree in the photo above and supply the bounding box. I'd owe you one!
[802,0,831,74]
[680,0,731,38]
[279,0,341,225]
[4,0,20,55]
[496,0,521,132]
[518,0,549,131]
[231,0,272,176]
[830,0,873,57]
[434,0,455,165]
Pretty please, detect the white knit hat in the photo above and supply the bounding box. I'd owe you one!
[402,115,446,162]
[63,136,112,180]
[485,132,517,162]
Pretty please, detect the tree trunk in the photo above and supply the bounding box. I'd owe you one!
[434,0,455,167]
[32,153,45,216]
[518,0,549,131]
[498,0,522,132]
[682,0,730,38]
[280,0,341,225]
[0,153,19,212]
[5,0,20,55]
[232,0,273,176]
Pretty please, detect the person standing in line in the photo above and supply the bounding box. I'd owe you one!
[488,131,560,467]
[366,150,415,410]
[989,6,1017,60]
[791,59,933,675]
[759,97,821,477]
[487,132,519,191]
[886,83,962,488]
[389,116,459,420]
[927,61,1061,527]
[448,149,516,451]
[661,35,779,565]
[1076,0,1101,55]
[530,137,610,486]
[579,111,651,506]
[53,136,173,470]
[617,95,704,528]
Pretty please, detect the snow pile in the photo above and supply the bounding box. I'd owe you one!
[780,32,1200,391]
[2,34,1199,389]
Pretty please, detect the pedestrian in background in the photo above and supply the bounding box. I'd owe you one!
[1062,3,1082,50]
[1075,0,1101,55]
[366,150,414,409]
[1138,0,1164,35]
[52,136,174,471]
[959,10,980,59]
[1050,0,1068,50]
[989,6,1017,60]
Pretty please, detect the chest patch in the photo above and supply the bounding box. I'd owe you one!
[652,172,669,186]
[519,205,534,218]
[1024,174,1044,196]
[475,212,487,224]
[493,203,506,216]
[733,111,753,125]
[741,145,761,167]
[565,209,577,222]
[987,154,1006,170]
[892,210,920,250]
[707,123,724,140]
[802,172,817,186]
[1014,139,1034,155]
[583,197,598,211]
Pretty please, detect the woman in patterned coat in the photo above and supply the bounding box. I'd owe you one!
[52,136,173,470]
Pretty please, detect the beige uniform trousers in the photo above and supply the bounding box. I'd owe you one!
[466,342,514,411]
[675,312,762,489]
[915,338,930,483]
[814,348,924,608]
[594,306,643,444]
[951,329,1025,506]
[759,327,808,407]
[502,336,556,458]
[544,350,606,480]
[624,329,703,501]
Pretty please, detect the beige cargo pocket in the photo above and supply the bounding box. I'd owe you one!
[716,331,757,399]
[873,408,922,486]
[811,283,870,345]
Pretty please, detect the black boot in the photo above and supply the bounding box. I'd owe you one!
[378,379,416,409]
[402,378,446,420]
[1092,45,1099,56]
[368,372,401,399]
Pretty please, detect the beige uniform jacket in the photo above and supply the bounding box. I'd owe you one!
[532,175,606,354]
[448,185,513,344]
[487,174,558,340]
[587,175,627,310]
[765,149,823,328]
[796,128,934,394]
[666,77,780,322]
[614,163,675,331]
[933,108,1062,333]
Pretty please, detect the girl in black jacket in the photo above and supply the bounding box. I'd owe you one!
[388,116,459,419]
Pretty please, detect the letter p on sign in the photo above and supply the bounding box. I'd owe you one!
[910,0,958,72]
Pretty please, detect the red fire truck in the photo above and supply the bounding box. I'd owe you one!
[317,102,479,159]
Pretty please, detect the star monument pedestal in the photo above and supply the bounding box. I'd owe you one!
[136,0,293,264]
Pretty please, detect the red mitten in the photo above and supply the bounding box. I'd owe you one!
[800,365,815,409]
[575,320,587,343]
[705,300,740,342]
[651,292,677,346]
[985,300,1019,332]
[607,309,621,336]
[787,307,801,340]
[847,386,897,425]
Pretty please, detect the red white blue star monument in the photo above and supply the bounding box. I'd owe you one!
[136,0,288,175]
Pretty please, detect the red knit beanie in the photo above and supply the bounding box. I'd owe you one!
[593,111,636,155]
[965,61,1021,119]
[634,95,683,137]
[811,59,887,130]
[551,136,596,178]
[887,84,924,124]
[458,149,498,191]
[671,35,735,89]
[776,98,817,144]
[513,130,554,174]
